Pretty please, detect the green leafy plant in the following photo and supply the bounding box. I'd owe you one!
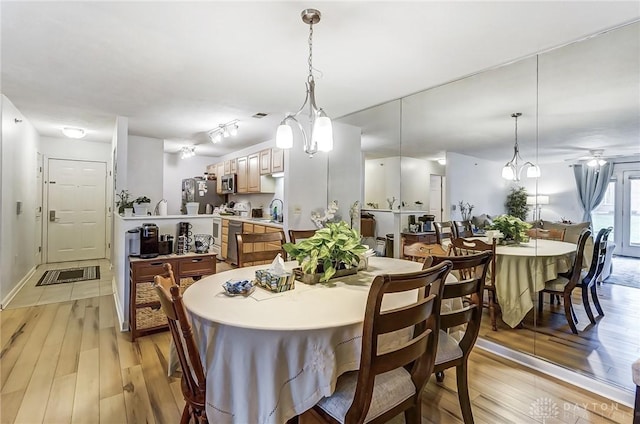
[115,190,133,214]
[505,187,530,220]
[135,196,151,204]
[489,214,531,242]
[283,221,368,282]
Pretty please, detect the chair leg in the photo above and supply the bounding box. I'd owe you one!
[563,294,578,334]
[489,291,497,331]
[591,284,605,316]
[581,284,596,325]
[436,371,445,383]
[456,363,474,424]
[404,404,421,424]
[538,292,544,315]
[180,404,191,424]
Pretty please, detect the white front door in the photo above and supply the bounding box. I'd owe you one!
[47,159,107,263]
[429,174,443,222]
[620,170,640,257]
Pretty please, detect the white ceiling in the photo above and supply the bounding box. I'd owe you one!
[2,1,639,158]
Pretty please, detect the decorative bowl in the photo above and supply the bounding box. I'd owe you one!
[222,280,254,297]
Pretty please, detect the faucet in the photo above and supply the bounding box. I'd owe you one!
[269,198,284,222]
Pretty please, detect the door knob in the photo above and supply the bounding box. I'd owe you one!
[49,210,56,221]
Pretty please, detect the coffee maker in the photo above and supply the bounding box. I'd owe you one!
[140,223,159,258]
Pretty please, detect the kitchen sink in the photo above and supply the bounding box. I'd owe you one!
[249,218,280,224]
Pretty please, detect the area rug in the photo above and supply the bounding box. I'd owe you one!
[603,256,640,289]
[36,266,100,286]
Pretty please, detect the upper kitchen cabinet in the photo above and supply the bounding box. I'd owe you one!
[236,156,248,193]
[248,153,260,192]
[259,149,271,175]
[216,162,225,194]
[225,158,237,175]
[271,148,284,173]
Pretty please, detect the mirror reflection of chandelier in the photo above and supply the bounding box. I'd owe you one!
[275,9,333,158]
[501,112,540,181]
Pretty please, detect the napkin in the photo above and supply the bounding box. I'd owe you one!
[269,253,286,275]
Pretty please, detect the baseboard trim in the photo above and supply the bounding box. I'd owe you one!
[476,338,635,408]
[1,266,37,310]
[112,277,128,332]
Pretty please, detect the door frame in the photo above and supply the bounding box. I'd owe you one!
[619,168,640,257]
[610,162,640,258]
[42,157,109,263]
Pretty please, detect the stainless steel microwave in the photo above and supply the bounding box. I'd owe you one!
[221,174,236,194]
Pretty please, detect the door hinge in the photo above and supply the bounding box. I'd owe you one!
[108,243,111,248]
[38,246,42,252]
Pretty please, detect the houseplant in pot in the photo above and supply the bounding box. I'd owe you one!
[116,189,134,216]
[489,214,531,244]
[133,196,151,216]
[283,221,368,283]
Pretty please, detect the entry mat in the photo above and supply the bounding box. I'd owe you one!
[36,266,100,286]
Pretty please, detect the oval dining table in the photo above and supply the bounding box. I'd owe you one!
[182,256,453,424]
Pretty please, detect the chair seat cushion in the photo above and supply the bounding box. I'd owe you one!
[544,275,570,292]
[435,330,463,365]
[316,368,415,423]
[633,358,640,386]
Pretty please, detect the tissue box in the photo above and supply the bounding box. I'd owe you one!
[254,269,295,293]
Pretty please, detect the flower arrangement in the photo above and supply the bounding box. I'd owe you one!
[458,201,475,221]
[310,200,339,229]
[283,221,368,282]
[489,214,531,243]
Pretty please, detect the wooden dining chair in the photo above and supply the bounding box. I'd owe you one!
[537,228,591,334]
[402,239,448,263]
[427,251,492,424]
[452,220,473,238]
[526,228,566,241]
[434,221,453,245]
[313,261,452,424]
[288,229,317,243]
[236,231,286,267]
[580,226,612,324]
[153,263,208,424]
[450,237,500,331]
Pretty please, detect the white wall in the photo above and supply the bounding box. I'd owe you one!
[127,135,164,207]
[364,156,401,209]
[328,122,363,228]
[1,96,40,307]
[446,152,509,220]
[400,157,444,211]
[163,152,221,215]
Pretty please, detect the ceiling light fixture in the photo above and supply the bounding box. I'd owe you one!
[62,127,86,139]
[501,112,540,181]
[276,9,333,157]
[180,146,196,159]
[586,150,607,167]
[208,120,239,144]
[437,158,447,165]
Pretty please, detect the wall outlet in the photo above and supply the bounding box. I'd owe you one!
[293,206,302,215]
[451,204,456,211]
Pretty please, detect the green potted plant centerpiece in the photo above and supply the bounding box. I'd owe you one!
[489,214,531,244]
[283,221,368,283]
[133,195,151,216]
[116,189,134,216]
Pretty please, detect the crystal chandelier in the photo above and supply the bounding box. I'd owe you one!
[501,112,540,181]
[276,9,333,157]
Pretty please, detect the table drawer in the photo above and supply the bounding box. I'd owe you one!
[179,256,216,276]
[132,260,174,279]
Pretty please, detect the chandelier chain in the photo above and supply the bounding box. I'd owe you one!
[308,22,314,83]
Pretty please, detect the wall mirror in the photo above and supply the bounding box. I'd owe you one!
[334,21,639,395]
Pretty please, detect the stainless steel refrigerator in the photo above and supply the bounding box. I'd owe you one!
[181,178,225,214]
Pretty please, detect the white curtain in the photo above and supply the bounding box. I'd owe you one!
[573,163,614,223]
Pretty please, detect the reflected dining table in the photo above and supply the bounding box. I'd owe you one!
[182,256,455,424]
[489,239,576,327]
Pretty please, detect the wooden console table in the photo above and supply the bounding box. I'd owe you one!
[129,253,216,340]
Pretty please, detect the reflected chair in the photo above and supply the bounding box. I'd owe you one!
[433,221,453,245]
[580,227,613,324]
[450,237,500,331]
[402,239,448,263]
[288,229,317,244]
[452,220,473,238]
[427,251,492,424]
[537,228,591,334]
[153,263,208,424]
[313,262,452,424]
[526,228,566,241]
[236,231,286,267]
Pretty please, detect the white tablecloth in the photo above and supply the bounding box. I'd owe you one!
[182,257,452,424]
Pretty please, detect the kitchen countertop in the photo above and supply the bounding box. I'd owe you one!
[119,214,218,220]
[219,215,284,229]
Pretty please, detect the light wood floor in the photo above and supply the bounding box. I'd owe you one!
[1,294,634,424]
[479,280,640,393]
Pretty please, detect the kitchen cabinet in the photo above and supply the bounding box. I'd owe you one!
[260,149,272,175]
[221,218,229,259]
[271,148,284,173]
[239,222,283,266]
[224,159,237,175]
[236,156,248,193]
[129,253,216,340]
[248,153,260,192]
[216,162,224,194]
